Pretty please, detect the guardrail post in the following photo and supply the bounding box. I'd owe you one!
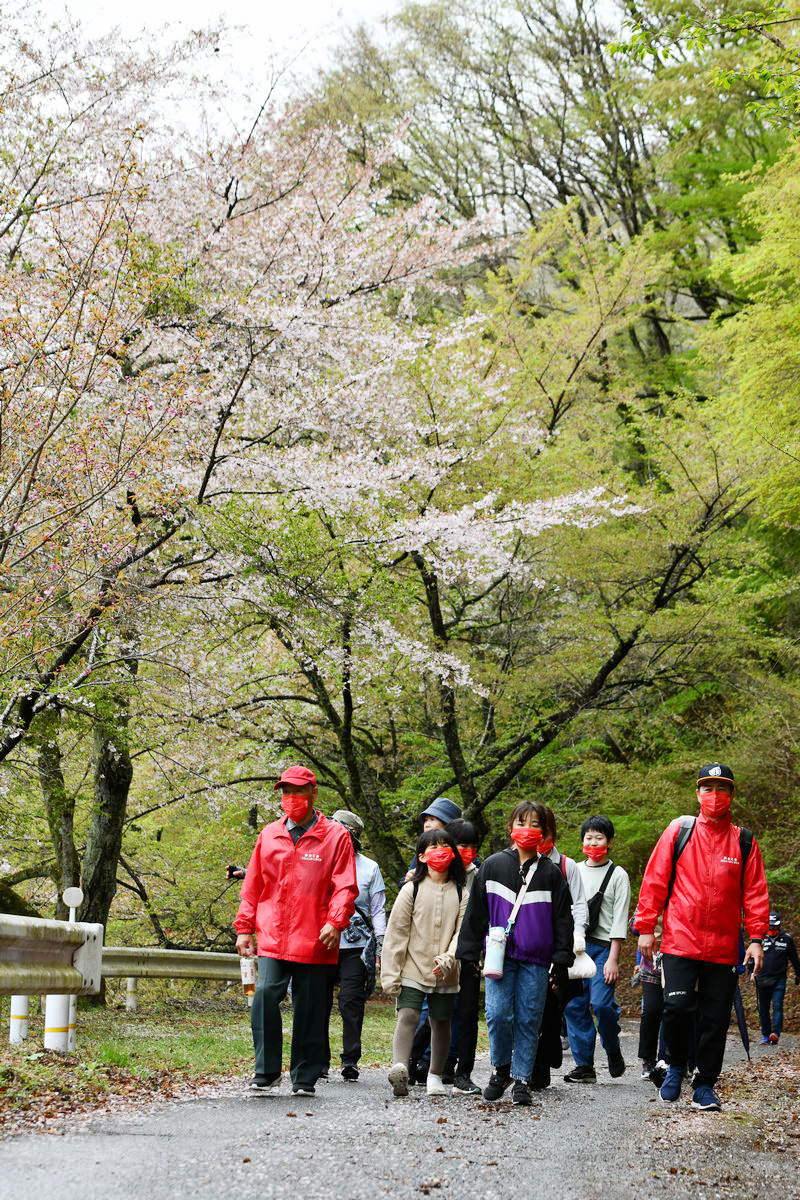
[67,994,77,1051]
[126,977,138,1012]
[9,995,29,1043]
[44,993,71,1052]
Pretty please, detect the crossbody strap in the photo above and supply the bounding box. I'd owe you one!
[505,863,537,934]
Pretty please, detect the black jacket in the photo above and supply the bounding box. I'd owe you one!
[456,849,574,968]
[760,930,800,981]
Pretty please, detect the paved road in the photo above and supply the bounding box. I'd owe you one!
[1,1021,795,1200]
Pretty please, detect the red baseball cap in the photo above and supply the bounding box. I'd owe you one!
[274,765,317,789]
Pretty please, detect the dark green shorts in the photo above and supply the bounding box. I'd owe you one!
[396,986,455,1020]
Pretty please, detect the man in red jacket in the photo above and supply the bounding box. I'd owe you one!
[636,764,769,1112]
[234,765,358,1096]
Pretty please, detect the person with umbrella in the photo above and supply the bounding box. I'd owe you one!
[634,764,770,1112]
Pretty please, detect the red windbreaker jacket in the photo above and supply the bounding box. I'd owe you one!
[233,812,358,965]
[635,813,770,965]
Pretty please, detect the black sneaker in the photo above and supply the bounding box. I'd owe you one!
[341,1065,359,1082]
[249,1073,281,1091]
[608,1053,626,1079]
[530,1065,550,1091]
[318,1069,329,1081]
[512,1079,532,1106]
[649,1061,667,1089]
[563,1064,596,1083]
[442,1067,456,1086]
[292,1084,315,1096]
[640,1060,655,1081]
[452,1074,481,1095]
[484,1066,512,1101]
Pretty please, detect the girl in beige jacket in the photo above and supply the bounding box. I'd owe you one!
[381,829,468,1097]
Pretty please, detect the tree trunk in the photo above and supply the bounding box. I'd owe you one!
[35,708,80,918]
[79,648,138,931]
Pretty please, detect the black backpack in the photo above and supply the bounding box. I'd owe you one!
[665,817,754,906]
[586,862,617,934]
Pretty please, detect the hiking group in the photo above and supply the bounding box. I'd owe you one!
[234,762,777,1114]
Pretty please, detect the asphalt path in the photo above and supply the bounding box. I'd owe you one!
[1,1020,795,1200]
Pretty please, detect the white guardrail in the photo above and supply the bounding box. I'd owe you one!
[0,913,103,997]
[1,894,241,1047]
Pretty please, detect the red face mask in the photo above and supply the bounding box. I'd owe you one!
[424,846,455,873]
[511,826,543,850]
[699,790,732,819]
[281,792,311,822]
[538,837,554,856]
[458,846,477,866]
[583,844,607,861]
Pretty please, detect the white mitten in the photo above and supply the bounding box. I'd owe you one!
[573,930,586,955]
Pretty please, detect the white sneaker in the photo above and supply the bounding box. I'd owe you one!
[388,1062,409,1097]
[426,1073,448,1096]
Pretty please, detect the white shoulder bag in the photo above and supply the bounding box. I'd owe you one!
[483,865,537,980]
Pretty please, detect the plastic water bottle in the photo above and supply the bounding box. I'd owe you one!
[240,955,257,1005]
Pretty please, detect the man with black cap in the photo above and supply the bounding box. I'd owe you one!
[756,911,800,1045]
[635,763,770,1112]
[325,809,387,1081]
[234,766,358,1096]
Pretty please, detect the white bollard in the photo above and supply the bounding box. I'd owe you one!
[44,993,71,1052]
[9,995,29,1044]
[126,977,138,1012]
[67,993,77,1051]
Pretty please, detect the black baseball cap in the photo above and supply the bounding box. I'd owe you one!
[696,763,735,787]
[769,911,781,925]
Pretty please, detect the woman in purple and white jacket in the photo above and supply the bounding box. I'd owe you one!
[456,800,573,1107]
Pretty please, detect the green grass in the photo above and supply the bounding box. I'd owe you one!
[0,983,490,1120]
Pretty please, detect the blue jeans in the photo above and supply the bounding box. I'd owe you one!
[565,941,621,1067]
[757,974,787,1038]
[485,959,548,1081]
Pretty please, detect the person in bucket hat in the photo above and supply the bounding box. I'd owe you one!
[322,810,387,1081]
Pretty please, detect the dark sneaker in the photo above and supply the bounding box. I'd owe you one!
[640,1060,655,1081]
[760,1035,771,1045]
[649,1062,667,1089]
[512,1079,532,1106]
[691,1085,721,1112]
[608,1052,626,1078]
[563,1064,596,1083]
[660,1066,684,1103]
[483,1066,512,1101]
[292,1084,315,1096]
[441,1067,456,1086]
[318,1069,329,1080]
[249,1073,281,1091]
[530,1065,550,1090]
[341,1065,359,1082]
[452,1074,481,1095]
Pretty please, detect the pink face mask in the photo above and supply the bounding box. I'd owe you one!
[281,792,311,822]
[511,826,543,850]
[458,846,477,866]
[583,844,607,861]
[538,837,554,856]
[424,846,455,873]
[699,790,731,819]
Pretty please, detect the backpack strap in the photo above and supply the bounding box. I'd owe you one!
[738,827,753,890]
[665,816,696,907]
[560,854,567,879]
